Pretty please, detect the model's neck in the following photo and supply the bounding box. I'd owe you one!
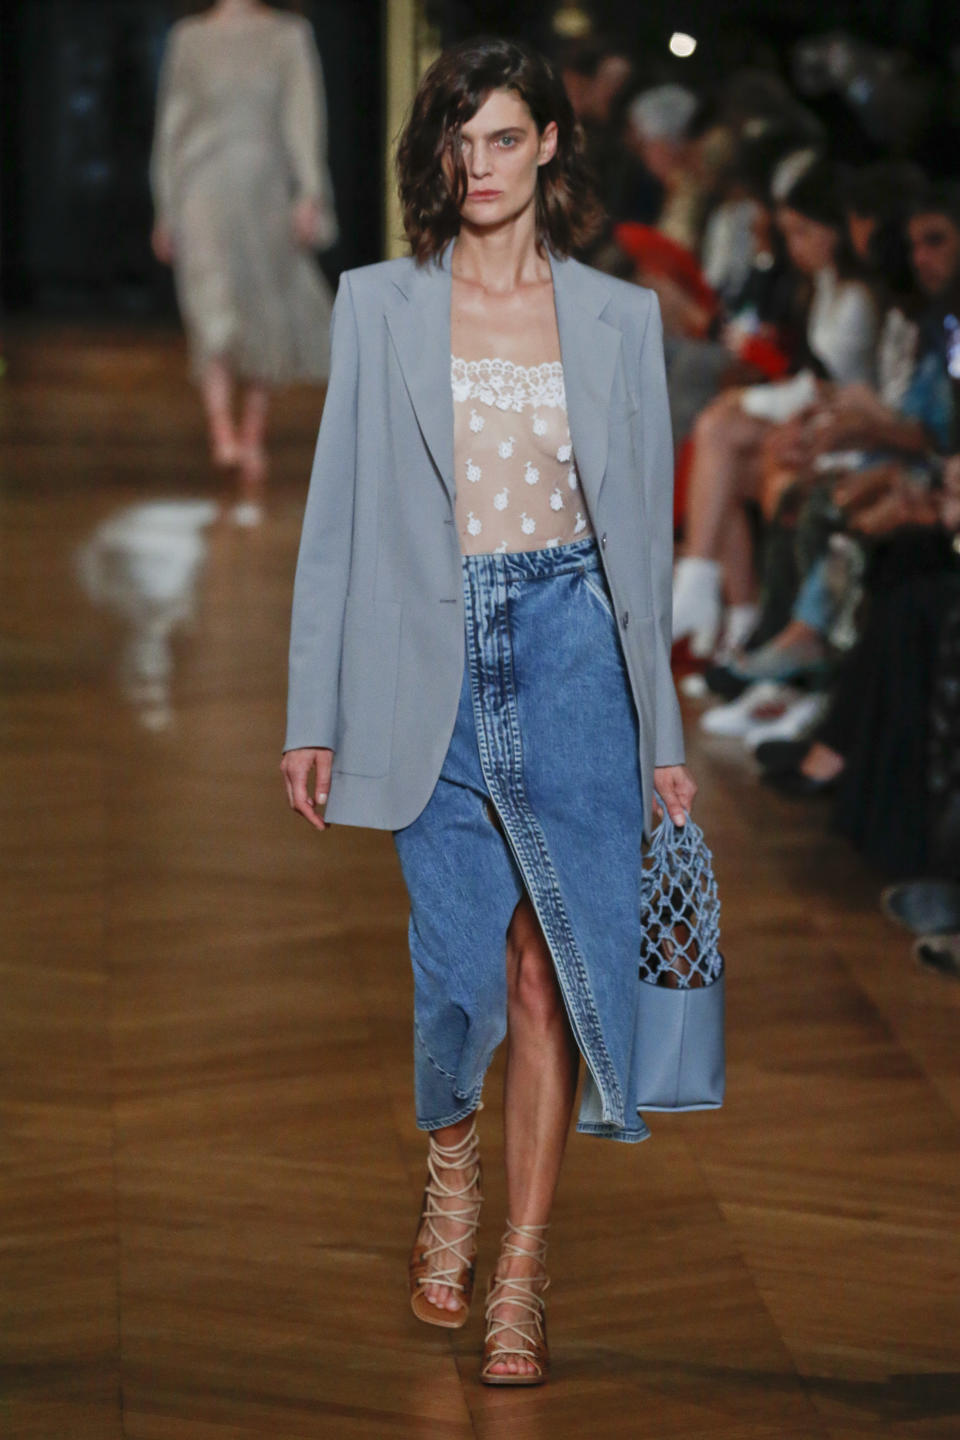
[451,210,549,294]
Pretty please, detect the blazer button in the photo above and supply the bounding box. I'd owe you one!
[620,610,629,629]
[600,532,608,548]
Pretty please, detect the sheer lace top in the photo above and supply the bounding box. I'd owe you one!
[452,356,593,555]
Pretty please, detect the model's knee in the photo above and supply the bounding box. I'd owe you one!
[507,942,565,1031]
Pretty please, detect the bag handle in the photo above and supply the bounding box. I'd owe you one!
[649,792,703,863]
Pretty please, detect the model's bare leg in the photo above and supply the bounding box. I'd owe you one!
[238,383,270,493]
[486,894,579,1378]
[674,394,767,650]
[227,383,271,525]
[713,505,760,653]
[717,505,757,608]
[684,395,766,560]
[200,359,240,466]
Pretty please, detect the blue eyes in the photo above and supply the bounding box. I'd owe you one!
[459,134,522,155]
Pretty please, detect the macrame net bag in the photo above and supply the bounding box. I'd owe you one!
[638,804,723,990]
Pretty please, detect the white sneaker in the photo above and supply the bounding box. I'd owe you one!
[744,691,830,749]
[700,680,796,737]
[679,672,710,699]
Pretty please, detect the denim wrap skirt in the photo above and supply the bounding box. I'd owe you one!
[393,536,656,1143]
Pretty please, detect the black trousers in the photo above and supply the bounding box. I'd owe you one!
[816,529,959,875]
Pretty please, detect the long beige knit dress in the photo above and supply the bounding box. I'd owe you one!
[150,9,336,384]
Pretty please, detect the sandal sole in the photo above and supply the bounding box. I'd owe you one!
[410,1292,471,1329]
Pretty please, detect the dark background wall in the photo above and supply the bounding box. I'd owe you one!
[430,0,960,62]
[431,0,960,173]
[0,0,382,316]
[2,0,958,316]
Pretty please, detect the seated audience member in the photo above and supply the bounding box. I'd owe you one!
[673,159,880,654]
[662,128,818,448]
[756,456,960,876]
[845,161,927,283]
[729,180,960,680]
[625,85,703,253]
[560,38,662,272]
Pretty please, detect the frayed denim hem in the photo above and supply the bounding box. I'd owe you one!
[577,1118,652,1143]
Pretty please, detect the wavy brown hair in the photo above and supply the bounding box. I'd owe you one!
[396,37,604,264]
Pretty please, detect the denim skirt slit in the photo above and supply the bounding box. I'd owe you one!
[393,535,652,1143]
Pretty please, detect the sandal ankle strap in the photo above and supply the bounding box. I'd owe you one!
[415,1116,483,1293]
[499,1218,549,1267]
[427,1115,480,1170]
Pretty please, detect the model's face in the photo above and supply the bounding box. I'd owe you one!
[776,206,838,276]
[447,89,557,229]
[908,212,960,297]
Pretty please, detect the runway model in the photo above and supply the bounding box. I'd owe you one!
[150,0,337,518]
[282,38,695,1384]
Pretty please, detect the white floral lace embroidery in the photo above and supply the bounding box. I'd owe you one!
[451,357,567,411]
[451,353,593,554]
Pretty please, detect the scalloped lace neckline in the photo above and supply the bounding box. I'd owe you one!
[451,356,567,412]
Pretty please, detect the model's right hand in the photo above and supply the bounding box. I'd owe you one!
[151,223,175,265]
[281,747,334,831]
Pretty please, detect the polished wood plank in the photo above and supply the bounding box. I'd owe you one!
[2,325,959,1439]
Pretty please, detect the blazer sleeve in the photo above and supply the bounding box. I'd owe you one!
[637,293,685,768]
[284,272,359,753]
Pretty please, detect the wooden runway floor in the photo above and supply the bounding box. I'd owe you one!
[2,326,959,1439]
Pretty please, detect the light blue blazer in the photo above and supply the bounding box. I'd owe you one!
[285,243,685,835]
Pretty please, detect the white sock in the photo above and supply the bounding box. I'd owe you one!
[672,557,722,653]
[717,603,759,659]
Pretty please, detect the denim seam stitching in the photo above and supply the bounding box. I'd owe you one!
[581,570,616,620]
[463,552,625,1127]
[414,1021,459,1081]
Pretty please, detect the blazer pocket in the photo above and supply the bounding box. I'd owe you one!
[336,597,403,778]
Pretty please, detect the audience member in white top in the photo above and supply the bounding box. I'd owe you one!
[673,161,880,655]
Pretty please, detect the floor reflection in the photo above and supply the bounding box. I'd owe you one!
[75,498,219,729]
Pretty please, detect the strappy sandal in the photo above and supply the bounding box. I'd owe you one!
[408,1116,483,1329]
[480,1221,550,1386]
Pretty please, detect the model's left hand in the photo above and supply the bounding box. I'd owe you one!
[653,765,697,827]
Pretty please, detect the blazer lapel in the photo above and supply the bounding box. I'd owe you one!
[549,251,621,513]
[385,247,455,504]
[383,247,621,513]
